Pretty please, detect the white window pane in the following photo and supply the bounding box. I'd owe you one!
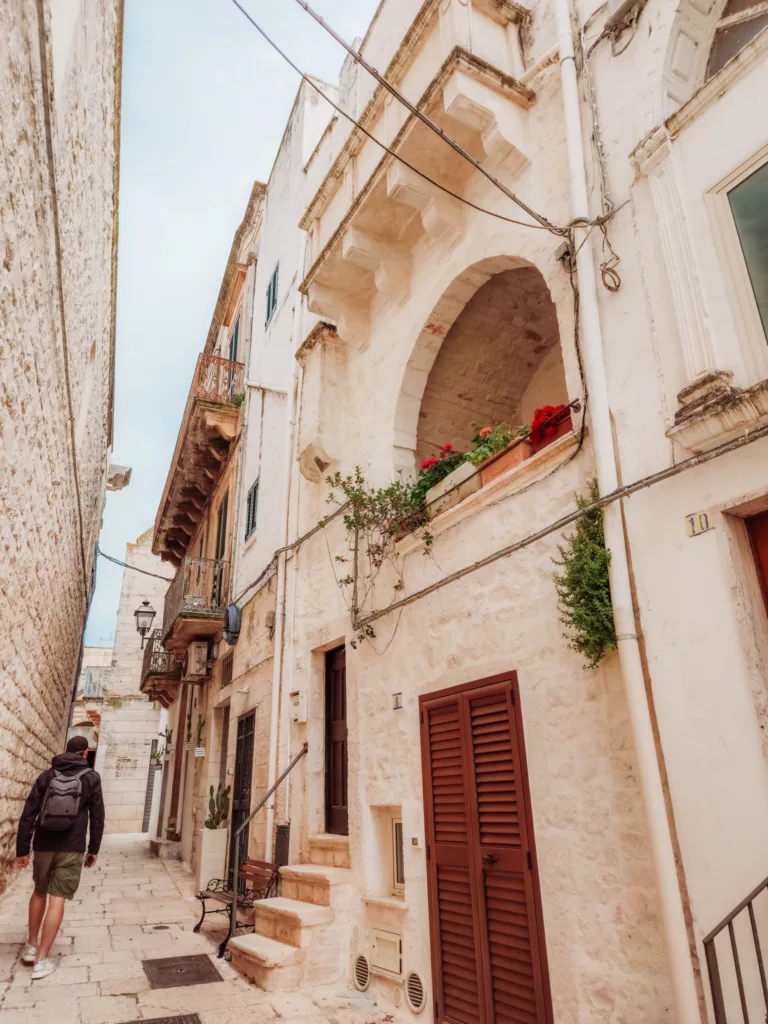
[729,161,768,342]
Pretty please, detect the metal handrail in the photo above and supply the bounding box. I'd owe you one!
[219,742,309,957]
[703,873,768,1022]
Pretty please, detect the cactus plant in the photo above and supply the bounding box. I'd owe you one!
[205,783,231,829]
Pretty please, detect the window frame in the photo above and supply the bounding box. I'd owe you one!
[707,142,768,383]
[245,478,259,541]
[265,264,279,327]
[391,817,405,895]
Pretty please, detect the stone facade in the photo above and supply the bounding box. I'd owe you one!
[0,0,123,890]
[146,2,768,1021]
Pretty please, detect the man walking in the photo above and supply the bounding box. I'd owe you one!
[15,735,105,980]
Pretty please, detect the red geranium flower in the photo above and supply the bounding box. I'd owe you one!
[420,457,439,470]
[479,427,492,438]
[440,443,454,455]
[530,405,567,441]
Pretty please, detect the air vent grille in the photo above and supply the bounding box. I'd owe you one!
[405,970,426,1013]
[353,954,371,992]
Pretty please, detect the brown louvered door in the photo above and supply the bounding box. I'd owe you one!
[325,647,348,835]
[421,673,551,1024]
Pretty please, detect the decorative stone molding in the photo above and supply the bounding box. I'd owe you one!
[666,373,768,452]
[443,69,530,173]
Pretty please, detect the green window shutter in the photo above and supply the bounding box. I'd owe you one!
[245,479,259,539]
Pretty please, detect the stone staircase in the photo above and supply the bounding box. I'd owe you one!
[229,834,352,991]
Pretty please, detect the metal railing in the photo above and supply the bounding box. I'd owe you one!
[162,557,230,639]
[219,743,309,958]
[197,352,245,404]
[140,630,180,686]
[704,874,768,1023]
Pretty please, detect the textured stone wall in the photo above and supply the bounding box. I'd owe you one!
[95,530,169,834]
[0,0,121,888]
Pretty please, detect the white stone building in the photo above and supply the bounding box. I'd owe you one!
[0,0,124,891]
[142,1,768,1021]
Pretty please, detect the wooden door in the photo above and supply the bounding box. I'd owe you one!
[420,672,551,1024]
[325,647,348,835]
[229,710,255,886]
[747,510,768,617]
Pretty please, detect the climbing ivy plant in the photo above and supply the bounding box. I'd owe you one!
[553,479,617,669]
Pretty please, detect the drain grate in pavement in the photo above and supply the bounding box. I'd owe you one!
[142,954,223,990]
[120,1017,202,1024]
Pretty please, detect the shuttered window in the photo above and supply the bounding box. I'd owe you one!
[228,316,240,362]
[420,674,551,1024]
[265,264,279,326]
[245,479,259,540]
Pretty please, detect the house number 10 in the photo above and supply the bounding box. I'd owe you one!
[686,511,713,537]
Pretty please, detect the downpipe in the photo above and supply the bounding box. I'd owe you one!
[550,0,701,1019]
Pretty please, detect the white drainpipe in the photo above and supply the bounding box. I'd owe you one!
[264,236,307,862]
[551,1,701,1020]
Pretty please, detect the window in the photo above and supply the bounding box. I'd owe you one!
[392,818,405,894]
[265,264,279,326]
[706,0,768,81]
[728,161,768,342]
[82,671,102,699]
[228,316,240,363]
[221,653,234,689]
[245,479,259,540]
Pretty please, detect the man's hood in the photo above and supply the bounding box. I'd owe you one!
[51,753,90,772]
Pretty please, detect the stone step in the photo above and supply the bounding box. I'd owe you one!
[228,933,304,992]
[253,897,334,948]
[280,863,353,909]
[307,832,351,869]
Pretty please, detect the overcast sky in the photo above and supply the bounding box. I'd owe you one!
[84,0,381,645]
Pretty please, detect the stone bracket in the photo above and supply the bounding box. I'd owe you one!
[442,71,530,173]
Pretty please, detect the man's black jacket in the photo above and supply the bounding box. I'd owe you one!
[16,753,105,857]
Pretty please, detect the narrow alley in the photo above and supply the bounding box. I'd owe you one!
[0,835,386,1024]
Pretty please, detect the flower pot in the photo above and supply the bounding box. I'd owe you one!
[195,826,228,893]
[479,438,532,486]
[530,412,573,454]
[425,460,482,515]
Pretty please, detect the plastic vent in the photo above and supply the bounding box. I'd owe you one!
[405,970,426,1013]
[353,954,371,992]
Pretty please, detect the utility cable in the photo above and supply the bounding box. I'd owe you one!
[289,0,563,233]
[96,545,174,582]
[228,0,558,234]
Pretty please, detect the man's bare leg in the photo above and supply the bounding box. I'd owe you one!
[37,895,65,961]
[27,891,46,946]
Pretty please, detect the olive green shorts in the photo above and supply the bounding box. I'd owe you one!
[33,851,84,900]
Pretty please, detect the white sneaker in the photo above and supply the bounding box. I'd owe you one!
[21,944,36,965]
[31,959,56,980]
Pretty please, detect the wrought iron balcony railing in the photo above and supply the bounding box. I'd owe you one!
[141,630,181,687]
[196,352,245,404]
[162,556,230,640]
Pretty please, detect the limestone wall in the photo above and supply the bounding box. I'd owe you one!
[0,0,122,888]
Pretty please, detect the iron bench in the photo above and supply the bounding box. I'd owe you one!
[194,858,279,953]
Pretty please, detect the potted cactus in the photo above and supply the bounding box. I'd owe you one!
[195,784,231,893]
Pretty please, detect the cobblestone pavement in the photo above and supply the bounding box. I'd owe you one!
[0,835,391,1024]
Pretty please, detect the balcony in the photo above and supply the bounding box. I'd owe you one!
[140,630,182,708]
[154,353,244,565]
[162,556,230,653]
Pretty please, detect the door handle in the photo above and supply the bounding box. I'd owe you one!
[482,853,497,865]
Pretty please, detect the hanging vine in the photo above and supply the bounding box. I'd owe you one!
[553,479,617,669]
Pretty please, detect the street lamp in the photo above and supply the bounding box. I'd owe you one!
[134,600,156,648]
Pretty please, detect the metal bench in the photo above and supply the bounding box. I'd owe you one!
[194,858,279,954]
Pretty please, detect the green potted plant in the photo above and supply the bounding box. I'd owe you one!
[195,784,231,893]
[467,423,531,486]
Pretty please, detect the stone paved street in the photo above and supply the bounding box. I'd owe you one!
[0,836,390,1024]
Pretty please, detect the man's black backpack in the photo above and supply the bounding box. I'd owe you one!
[39,766,91,831]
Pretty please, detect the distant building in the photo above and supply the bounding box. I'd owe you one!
[0,0,124,891]
[69,646,115,766]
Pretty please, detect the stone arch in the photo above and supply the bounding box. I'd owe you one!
[662,0,767,113]
[393,255,568,475]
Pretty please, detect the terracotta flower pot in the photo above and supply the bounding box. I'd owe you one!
[479,438,532,486]
[530,412,573,454]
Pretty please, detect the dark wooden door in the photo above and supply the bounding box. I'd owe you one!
[229,710,254,886]
[420,672,552,1024]
[325,647,348,835]
[747,510,768,617]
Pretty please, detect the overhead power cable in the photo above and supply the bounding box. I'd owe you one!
[96,545,174,583]
[228,0,557,233]
[289,0,563,233]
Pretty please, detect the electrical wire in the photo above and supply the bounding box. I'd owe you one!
[228,0,559,234]
[96,545,174,582]
[288,0,562,233]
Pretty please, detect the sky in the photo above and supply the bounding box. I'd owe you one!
[84,0,381,645]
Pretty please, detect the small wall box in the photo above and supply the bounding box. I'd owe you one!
[289,690,308,723]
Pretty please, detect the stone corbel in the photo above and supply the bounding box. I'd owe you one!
[442,71,530,174]
[386,163,464,248]
[341,227,411,302]
[307,282,369,348]
[666,373,768,453]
